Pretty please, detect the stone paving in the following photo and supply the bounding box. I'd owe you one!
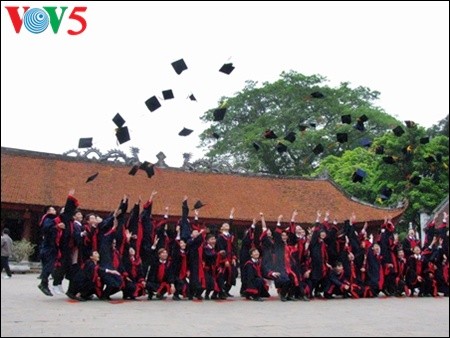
[1,273,449,337]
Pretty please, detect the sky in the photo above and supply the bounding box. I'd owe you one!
[1,1,449,168]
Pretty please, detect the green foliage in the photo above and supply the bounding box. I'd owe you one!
[11,239,36,262]
[316,127,449,231]
[199,71,399,176]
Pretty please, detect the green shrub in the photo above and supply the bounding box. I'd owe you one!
[11,239,36,262]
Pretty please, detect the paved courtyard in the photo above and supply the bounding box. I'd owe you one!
[1,273,449,337]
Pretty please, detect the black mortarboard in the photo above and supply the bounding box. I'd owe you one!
[276,142,288,154]
[219,63,235,75]
[116,126,130,144]
[409,175,421,185]
[162,89,174,100]
[310,91,325,99]
[86,172,99,183]
[253,142,260,151]
[380,187,393,201]
[299,125,308,132]
[375,145,385,154]
[264,129,278,139]
[424,155,436,163]
[341,115,352,124]
[393,126,405,137]
[358,115,369,123]
[179,128,193,136]
[139,161,150,170]
[112,113,126,128]
[420,137,430,144]
[352,169,367,183]
[171,58,187,75]
[145,165,155,178]
[212,132,220,139]
[309,122,317,129]
[128,165,139,176]
[360,138,372,148]
[313,144,324,155]
[383,156,396,164]
[336,133,348,143]
[78,137,93,148]
[189,94,197,101]
[193,200,206,209]
[284,132,296,143]
[145,96,161,112]
[354,121,365,131]
[405,120,416,128]
[213,108,227,122]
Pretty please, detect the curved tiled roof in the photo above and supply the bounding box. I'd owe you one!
[1,148,405,224]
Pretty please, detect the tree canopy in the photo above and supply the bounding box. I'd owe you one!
[198,71,449,227]
[200,71,399,176]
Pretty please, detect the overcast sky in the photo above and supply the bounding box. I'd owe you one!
[2,1,448,167]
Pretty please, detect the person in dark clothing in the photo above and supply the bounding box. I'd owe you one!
[1,228,13,278]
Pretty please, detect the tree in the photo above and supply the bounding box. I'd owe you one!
[199,71,400,176]
[316,125,449,230]
[429,114,449,137]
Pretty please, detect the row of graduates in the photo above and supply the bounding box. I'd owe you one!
[37,190,449,301]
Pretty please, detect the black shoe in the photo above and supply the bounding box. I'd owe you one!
[211,293,218,300]
[38,284,53,297]
[253,297,264,302]
[301,296,310,302]
[66,292,86,301]
[173,294,181,301]
[286,296,298,301]
[147,295,153,300]
[226,292,234,298]
[280,296,288,302]
[155,293,166,300]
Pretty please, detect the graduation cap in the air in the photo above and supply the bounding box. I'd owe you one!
[189,94,197,101]
[171,58,188,75]
[360,138,372,148]
[424,155,436,163]
[179,128,193,136]
[393,126,405,137]
[253,142,261,151]
[264,129,278,139]
[276,142,288,154]
[313,144,324,155]
[375,145,385,155]
[380,187,393,201]
[145,165,155,178]
[352,169,367,183]
[193,200,206,209]
[78,137,93,148]
[309,122,317,129]
[310,91,325,99]
[212,132,220,139]
[213,108,227,122]
[284,132,296,143]
[336,133,348,144]
[162,89,174,100]
[420,137,430,144]
[112,113,126,128]
[409,175,422,185]
[86,172,99,183]
[341,115,352,124]
[115,126,130,144]
[405,120,416,128]
[358,115,369,123]
[145,96,161,112]
[128,165,139,176]
[383,156,396,164]
[219,63,235,75]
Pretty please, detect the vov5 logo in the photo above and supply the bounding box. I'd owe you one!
[5,6,87,35]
